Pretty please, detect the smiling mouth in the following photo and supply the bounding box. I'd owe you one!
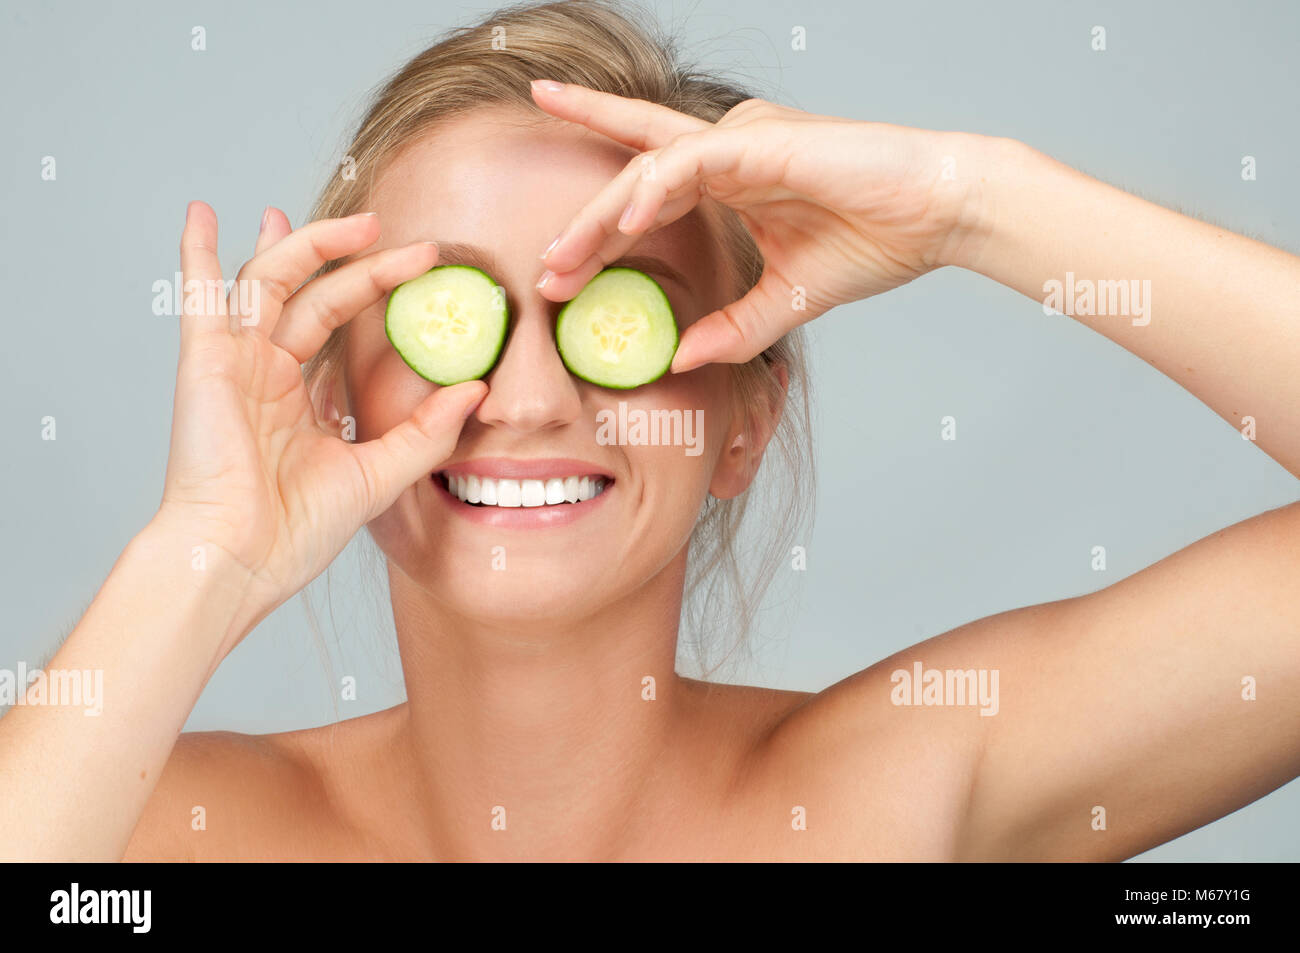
[435,472,611,507]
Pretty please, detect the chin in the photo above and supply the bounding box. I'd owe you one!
[430,563,631,629]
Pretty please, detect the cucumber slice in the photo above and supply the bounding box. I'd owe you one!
[385,265,508,385]
[555,268,678,389]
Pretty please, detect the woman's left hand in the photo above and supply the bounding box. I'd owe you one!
[530,80,991,372]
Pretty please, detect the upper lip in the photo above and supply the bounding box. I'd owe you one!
[437,458,615,481]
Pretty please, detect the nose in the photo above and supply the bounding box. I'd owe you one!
[474,292,583,432]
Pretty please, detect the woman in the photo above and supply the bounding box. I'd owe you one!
[3,0,1297,861]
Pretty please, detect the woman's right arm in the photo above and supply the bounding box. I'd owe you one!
[0,202,485,861]
[0,514,266,861]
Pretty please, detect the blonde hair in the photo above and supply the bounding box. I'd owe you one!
[303,0,813,679]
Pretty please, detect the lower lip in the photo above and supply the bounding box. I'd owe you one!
[430,474,612,528]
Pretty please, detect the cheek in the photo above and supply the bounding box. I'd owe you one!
[607,366,733,494]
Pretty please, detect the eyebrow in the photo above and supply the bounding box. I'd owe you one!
[431,241,690,290]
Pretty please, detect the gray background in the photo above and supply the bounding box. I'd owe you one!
[3,0,1297,860]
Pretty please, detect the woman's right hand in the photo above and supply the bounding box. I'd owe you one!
[156,202,486,654]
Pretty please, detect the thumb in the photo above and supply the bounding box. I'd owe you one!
[350,381,487,519]
[669,272,801,373]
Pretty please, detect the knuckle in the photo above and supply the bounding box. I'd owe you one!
[308,232,334,263]
[259,272,294,303]
[365,261,391,299]
[727,97,771,120]
[666,129,700,150]
[592,213,618,241]
[305,288,346,333]
[721,309,751,350]
[625,149,658,177]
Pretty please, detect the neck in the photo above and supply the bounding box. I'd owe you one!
[385,550,690,860]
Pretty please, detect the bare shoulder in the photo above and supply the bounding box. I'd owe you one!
[731,500,1300,860]
[726,625,1012,860]
[124,708,401,861]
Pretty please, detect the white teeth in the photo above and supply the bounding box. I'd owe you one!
[441,472,610,507]
[521,479,545,507]
[497,479,522,507]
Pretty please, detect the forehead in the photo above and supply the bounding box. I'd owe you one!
[369,110,722,290]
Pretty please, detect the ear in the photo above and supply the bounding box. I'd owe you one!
[709,361,789,500]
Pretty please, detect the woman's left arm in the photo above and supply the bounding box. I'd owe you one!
[898,134,1300,861]
[533,82,1300,477]
[932,140,1300,859]
[957,138,1300,477]
[532,84,1300,859]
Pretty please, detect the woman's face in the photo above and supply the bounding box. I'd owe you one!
[339,111,748,625]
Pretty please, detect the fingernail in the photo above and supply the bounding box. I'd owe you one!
[536,270,554,291]
[350,211,379,220]
[540,233,562,260]
[671,350,703,374]
[531,79,565,94]
[259,206,272,233]
[618,202,637,232]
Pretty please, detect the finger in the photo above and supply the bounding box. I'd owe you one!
[178,201,229,349]
[271,241,440,364]
[538,143,711,285]
[619,125,783,233]
[230,212,382,335]
[350,381,488,521]
[529,80,709,152]
[253,205,293,256]
[538,149,656,277]
[536,189,705,302]
[540,126,756,289]
[670,271,801,373]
